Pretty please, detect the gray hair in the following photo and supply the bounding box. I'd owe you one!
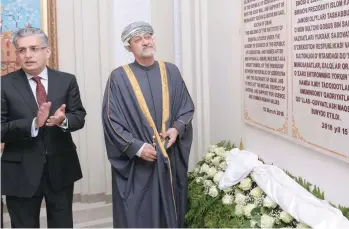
[12,27,49,48]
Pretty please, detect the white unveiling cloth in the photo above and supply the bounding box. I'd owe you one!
[218,148,349,228]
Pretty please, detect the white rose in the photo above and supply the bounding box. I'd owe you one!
[195,177,203,184]
[238,177,252,191]
[251,172,257,181]
[223,187,233,193]
[203,179,213,187]
[235,193,247,205]
[296,222,310,228]
[208,186,219,198]
[250,186,264,198]
[263,196,277,208]
[261,214,275,228]
[222,194,234,205]
[244,203,257,218]
[215,147,227,157]
[200,163,210,174]
[219,161,227,170]
[213,171,224,184]
[193,167,200,174]
[234,188,243,196]
[207,167,218,178]
[280,211,294,224]
[212,156,223,166]
[205,152,215,161]
[253,196,264,207]
[235,204,245,216]
[208,144,218,152]
[250,219,258,228]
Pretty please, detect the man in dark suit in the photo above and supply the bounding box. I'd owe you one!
[1,27,86,228]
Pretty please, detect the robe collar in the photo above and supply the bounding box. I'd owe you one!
[133,60,158,71]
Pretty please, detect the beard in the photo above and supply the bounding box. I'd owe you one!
[140,46,155,57]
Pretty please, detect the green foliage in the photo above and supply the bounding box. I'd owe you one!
[338,205,349,220]
[216,140,235,150]
[274,221,288,228]
[281,171,348,219]
[329,203,349,220]
[185,142,250,228]
[185,175,250,228]
[239,138,244,150]
[261,207,272,215]
[284,170,325,200]
[312,186,325,200]
[284,171,348,220]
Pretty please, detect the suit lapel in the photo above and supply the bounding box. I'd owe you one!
[11,69,38,115]
[47,67,60,104]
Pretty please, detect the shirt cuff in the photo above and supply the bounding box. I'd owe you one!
[136,143,145,157]
[59,118,68,129]
[31,118,39,137]
[124,139,144,159]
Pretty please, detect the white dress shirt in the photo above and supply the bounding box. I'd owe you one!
[26,67,68,137]
[137,144,145,157]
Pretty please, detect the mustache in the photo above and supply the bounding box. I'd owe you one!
[143,45,154,50]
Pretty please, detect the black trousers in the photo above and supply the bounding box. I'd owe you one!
[6,163,74,228]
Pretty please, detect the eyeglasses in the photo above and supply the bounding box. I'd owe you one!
[16,46,48,55]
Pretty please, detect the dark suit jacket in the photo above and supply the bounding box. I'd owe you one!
[1,67,86,198]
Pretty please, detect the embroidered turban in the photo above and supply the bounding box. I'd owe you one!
[121,21,154,51]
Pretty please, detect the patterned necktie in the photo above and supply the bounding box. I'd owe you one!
[32,76,47,107]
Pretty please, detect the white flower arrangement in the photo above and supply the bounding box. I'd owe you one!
[187,143,313,228]
[250,186,264,198]
[214,147,228,158]
[204,179,213,188]
[219,161,227,170]
[208,144,218,152]
[222,194,234,205]
[207,167,218,178]
[212,156,223,166]
[238,177,253,191]
[199,163,210,174]
[205,152,215,162]
[261,214,275,228]
[213,171,224,184]
[280,211,294,224]
[235,193,248,206]
[263,196,278,209]
[235,204,245,217]
[244,203,257,218]
[223,187,233,193]
[208,186,219,198]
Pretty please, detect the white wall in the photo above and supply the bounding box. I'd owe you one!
[150,0,175,63]
[207,0,243,145]
[205,0,349,206]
